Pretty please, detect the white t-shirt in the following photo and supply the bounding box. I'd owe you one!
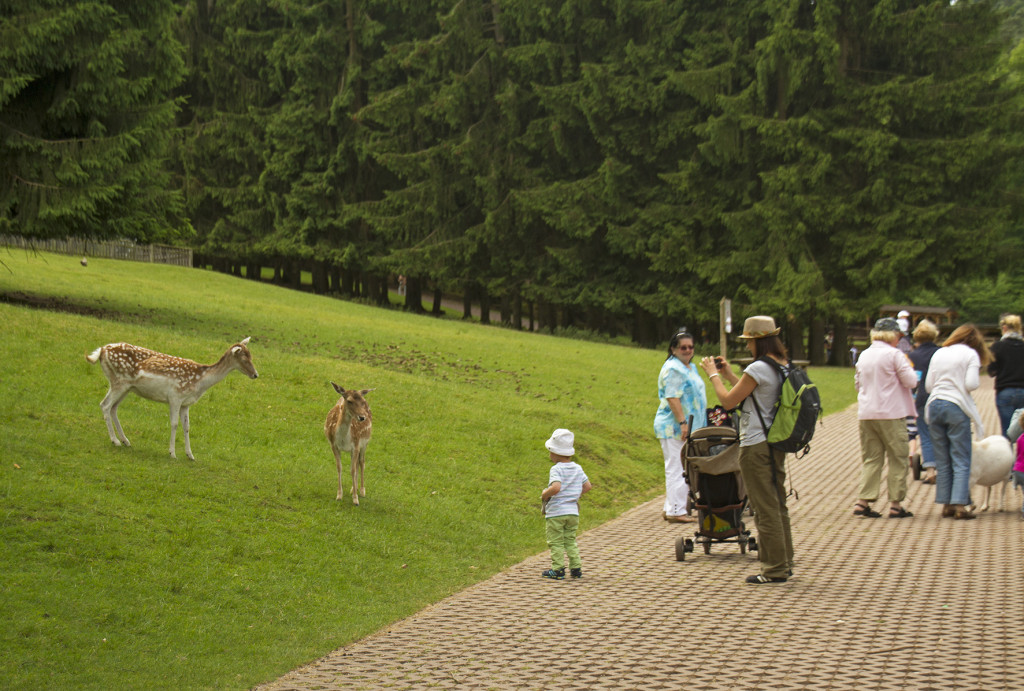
[545,461,589,518]
[925,343,985,436]
[739,359,784,447]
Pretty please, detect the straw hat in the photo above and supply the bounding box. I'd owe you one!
[737,316,781,340]
[544,429,575,456]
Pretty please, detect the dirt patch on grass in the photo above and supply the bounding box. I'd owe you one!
[0,291,125,321]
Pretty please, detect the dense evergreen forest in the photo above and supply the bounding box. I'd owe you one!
[3,1,1024,357]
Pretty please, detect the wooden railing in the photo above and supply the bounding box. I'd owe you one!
[0,235,193,268]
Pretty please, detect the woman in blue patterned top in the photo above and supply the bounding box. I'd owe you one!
[654,330,708,523]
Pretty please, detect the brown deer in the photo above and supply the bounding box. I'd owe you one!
[86,338,258,460]
[324,383,374,504]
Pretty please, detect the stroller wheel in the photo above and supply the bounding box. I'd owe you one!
[739,538,747,555]
[702,540,712,555]
[912,453,922,481]
[748,536,757,552]
[684,538,694,553]
[675,536,686,561]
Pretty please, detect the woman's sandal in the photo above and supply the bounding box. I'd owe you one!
[888,506,914,518]
[853,504,881,518]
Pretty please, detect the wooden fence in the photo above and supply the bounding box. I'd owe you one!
[0,235,193,268]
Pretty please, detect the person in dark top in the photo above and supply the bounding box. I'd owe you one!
[909,320,941,484]
[988,314,1024,437]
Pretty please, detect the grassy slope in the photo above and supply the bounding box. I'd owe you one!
[0,250,857,689]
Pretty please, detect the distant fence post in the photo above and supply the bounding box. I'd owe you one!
[719,297,732,359]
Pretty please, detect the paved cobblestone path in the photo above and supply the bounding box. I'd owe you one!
[259,378,1023,690]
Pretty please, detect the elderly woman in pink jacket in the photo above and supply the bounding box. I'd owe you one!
[853,317,919,518]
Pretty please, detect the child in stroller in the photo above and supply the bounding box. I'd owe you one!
[674,422,757,560]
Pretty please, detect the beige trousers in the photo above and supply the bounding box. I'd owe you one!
[858,418,910,503]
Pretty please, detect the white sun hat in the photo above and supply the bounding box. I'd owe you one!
[544,428,575,456]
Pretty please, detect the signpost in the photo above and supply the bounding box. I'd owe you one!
[720,297,731,359]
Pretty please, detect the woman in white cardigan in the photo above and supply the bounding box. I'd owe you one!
[925,324,991,520]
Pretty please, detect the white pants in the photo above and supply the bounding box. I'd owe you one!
[660,437,689,516]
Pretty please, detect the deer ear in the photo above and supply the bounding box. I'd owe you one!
[231,346,241,355]
[361,388,375,395]
[331,381,344,394]
[241,337,251,345]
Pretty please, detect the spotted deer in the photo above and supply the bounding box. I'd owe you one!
[86,338,258,460]
[324,383,374,504]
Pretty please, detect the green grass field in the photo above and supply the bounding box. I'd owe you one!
[0,249,857,689]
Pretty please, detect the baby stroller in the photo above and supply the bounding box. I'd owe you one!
[674,423,757,561]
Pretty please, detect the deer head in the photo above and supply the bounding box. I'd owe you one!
[330,382,374,421]
[231,337,259,379]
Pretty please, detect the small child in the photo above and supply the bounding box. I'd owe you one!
[1015,433,1024,520]
[540,428,592,580]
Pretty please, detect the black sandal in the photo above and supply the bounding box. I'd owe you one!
[853,504,881,518]
[746,574,788,584]
[888,507,914,518]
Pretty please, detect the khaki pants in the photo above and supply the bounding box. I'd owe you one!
[740,441,793,579]
[858,419,909,503]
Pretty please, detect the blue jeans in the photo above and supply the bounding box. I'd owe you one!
[927,399,973,506]
[996,387,1024,437]
[915,402,935,469]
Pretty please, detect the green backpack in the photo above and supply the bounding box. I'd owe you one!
[751,358,823,457]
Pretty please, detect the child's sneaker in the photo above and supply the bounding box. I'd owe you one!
[541,568,565,580]
[570,568,582,579]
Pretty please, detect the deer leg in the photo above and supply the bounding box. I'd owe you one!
[331,445,344,500]
[358,445,366,497]
[103,387,131,447]
[168,403,181,459]
[350,452,359,506]
[181,406,194,461]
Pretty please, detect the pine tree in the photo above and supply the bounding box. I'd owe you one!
[358,0,517,314]
[1,0,187,240]
[171,0,283,269]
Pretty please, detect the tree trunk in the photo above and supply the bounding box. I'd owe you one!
[832,319,850,367]
[367,273,388,305]
[479,288,491,325]
[809,316,826,366]
[787,315,805,361]
[340,267,355,296]
[312,260,329,294]
[500,293,512,326]
[512,293,523,331]
[463,284,473,320]
[406,276,425,313]
[431,287,444,315]
[286,259,301,290]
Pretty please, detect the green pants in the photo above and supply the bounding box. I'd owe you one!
[545,515,581,570]
[740,441,794,580]
[857,418,909,503]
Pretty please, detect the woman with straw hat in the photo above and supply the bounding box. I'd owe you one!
[700,316,793,584]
